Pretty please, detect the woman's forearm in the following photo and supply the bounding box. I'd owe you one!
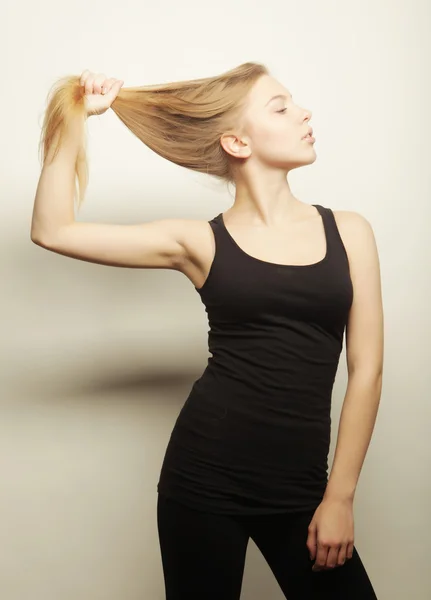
[31,113,86,243]
[324,372,383,502]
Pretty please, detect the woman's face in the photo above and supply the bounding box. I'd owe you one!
[223,74,316,172]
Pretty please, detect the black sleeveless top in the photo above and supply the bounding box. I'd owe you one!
[157,204,353,515]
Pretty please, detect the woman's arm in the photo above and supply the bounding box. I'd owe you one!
[324,211,384,502]
[31,112,85,241]
[30,100,198,271]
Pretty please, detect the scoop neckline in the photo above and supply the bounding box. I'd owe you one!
[218,204,329,269]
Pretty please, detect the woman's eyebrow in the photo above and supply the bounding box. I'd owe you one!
[265,93,291,106]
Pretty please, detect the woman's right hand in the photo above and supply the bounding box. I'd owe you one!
[80,70,124,117]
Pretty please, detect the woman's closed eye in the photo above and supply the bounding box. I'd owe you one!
[277,108,287,113]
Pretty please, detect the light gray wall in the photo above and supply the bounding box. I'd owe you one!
[2,0,430,598]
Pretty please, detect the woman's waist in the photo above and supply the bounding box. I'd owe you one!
[195,360,337,401]
[183,374,333,431]
[170,407,331,475]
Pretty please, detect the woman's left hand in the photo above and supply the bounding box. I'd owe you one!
[306,497,355,571]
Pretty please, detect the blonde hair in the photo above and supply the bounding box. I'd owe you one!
[39,62,269,210]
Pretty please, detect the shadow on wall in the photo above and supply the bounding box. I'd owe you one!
[3,222,210,403]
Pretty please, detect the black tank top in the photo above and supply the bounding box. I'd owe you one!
[157,204,353,515]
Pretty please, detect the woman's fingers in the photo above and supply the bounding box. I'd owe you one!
[337,543,347,567]
[79,70,123,116]
[92,73,107,94]
[101,78,117,95]
[80,70,112,95]
[79,69,90,86]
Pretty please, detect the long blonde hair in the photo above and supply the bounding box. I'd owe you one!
[39,62,269,210]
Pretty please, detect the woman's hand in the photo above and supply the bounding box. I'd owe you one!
[80,70,124,117]
[306,497,355,571]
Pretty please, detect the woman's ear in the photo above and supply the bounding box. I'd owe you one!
[220,133,251,158]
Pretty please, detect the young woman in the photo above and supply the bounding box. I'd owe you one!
[31,62,383,599]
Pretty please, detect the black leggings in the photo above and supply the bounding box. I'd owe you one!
[157,493,378,599]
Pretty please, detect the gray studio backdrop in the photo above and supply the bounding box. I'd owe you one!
[1,0,430,598]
